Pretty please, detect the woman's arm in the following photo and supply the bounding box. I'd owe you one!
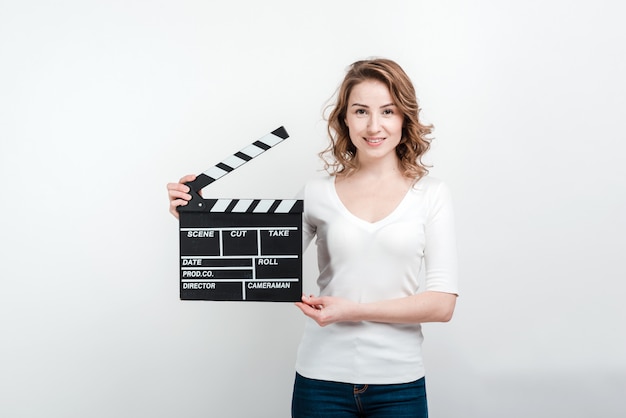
[295,291,457,327]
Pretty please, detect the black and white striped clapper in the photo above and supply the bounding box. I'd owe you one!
[177,126,303,302]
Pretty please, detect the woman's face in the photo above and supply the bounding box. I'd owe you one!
[344,79,404,164]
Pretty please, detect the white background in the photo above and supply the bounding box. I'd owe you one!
[1,1,625,417]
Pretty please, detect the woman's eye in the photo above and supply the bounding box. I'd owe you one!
[383,109,394,115]
[355,109,367,115]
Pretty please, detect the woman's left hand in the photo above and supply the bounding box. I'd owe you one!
[295,295,359,327]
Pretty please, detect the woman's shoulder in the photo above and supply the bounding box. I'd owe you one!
[303,174,333,191]
[413,175,448,191]
[412,175,454,204]
[294,174,332,200]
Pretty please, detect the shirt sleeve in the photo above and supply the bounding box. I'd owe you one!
[423,181,459,294]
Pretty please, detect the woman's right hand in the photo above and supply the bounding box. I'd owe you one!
[167,174,198,219]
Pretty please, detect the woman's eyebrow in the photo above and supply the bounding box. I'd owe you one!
[350,102,395,108]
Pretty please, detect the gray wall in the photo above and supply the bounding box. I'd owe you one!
[1,1,624,417]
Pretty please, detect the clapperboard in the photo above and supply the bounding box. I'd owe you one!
[177,126,303,302]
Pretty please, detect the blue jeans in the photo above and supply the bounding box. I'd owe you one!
[291,373,428,418]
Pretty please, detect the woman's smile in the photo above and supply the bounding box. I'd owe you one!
[364,137,385,144]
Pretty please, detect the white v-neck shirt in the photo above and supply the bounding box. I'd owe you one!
[295,175,458,384]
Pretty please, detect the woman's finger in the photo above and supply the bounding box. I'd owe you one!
[178,174,197,184]
[168,188,192,201]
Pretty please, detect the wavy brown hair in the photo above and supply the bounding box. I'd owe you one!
[320,58,433,179]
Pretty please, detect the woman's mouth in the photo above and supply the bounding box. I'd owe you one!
[364,137,384,144]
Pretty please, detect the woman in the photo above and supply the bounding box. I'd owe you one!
[167,58,458,417]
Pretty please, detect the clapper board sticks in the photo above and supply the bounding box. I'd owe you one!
[177,126,303,302]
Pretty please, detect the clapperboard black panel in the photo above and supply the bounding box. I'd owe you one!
[177,127,303,302]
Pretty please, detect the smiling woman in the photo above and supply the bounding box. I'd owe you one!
[167,58,458,418]
[291,58,458,418]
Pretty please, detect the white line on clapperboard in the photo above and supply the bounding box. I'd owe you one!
[181,279,300,282]
[180,227,299,231]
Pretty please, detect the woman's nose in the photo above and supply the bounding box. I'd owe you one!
[367,114,380,131]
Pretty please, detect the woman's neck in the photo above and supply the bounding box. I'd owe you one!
[350,154,404,180]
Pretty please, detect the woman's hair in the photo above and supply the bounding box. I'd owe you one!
[320,58,433,179]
